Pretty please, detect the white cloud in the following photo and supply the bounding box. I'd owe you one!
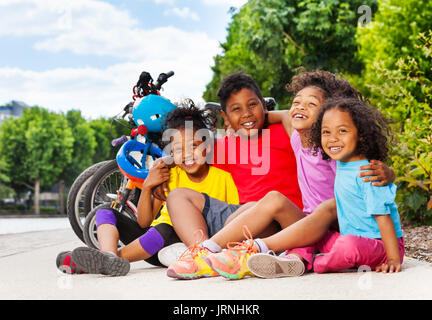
[0,0,138,37]
[0,59,213,120]
[0,0,221,119]
[164,7,200,21]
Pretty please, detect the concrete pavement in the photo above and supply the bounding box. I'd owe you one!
[1,228,432,300]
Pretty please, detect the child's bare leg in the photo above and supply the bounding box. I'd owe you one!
[118,238,150,262]
[223,201,257,226]
[211,191,305,247]
[167,187,208,246]
[97,224,120,256]
[262,198,337,252]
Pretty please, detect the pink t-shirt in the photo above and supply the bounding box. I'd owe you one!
[290,130,336,214]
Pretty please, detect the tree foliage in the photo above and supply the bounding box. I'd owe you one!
[356,0,432,97]
[0,107,74,213]
[62,110,96,186]
[361,31,432,224]
[204,0,377,107]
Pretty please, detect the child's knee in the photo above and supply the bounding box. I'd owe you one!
[95,208,117,228]
[262,191,287,210]
[167,187,202,203]
[138,227,165,256]
[167,188,205,212]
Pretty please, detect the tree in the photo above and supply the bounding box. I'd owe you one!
[204,0,377,107]
[56,110,96,214]
[0,107,74,214]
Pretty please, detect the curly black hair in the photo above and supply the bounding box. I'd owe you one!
[310,97,392,162]
[286,68,365,102]
[165,98,218,133]
[216,72,264,111]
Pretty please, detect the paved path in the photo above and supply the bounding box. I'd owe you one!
[1,228,431,300]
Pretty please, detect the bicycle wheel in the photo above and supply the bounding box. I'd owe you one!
[82,159,125,215]
[66,161,109,243]
[83,203,135,250]
[83,155,154,214]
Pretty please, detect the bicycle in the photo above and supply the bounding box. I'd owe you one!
[81,71,177,249]
[66,70,175,244]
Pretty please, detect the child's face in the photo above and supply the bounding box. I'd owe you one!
[289,86,325,132]
[171,128,209,175]
[321,108,365,162]
[221,88,266,137]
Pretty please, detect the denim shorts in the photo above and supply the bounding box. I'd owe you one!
[201,193,242,237]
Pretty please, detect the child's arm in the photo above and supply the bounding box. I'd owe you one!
[266,110,294,137]
[374,214,402,273]
[359,160,395,186]
[136,159,169,228]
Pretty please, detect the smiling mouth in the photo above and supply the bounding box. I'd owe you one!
[241,121,256,129]
[183,159,196,167]
[293,113,308,120]
[328,146,343,154]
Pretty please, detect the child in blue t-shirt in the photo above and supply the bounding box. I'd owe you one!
[306,97,404,273]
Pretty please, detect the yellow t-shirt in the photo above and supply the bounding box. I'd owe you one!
[151,165,239,227]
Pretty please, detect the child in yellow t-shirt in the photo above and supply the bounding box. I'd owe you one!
[57,99,239,276]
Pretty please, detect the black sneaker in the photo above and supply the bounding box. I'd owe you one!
[71,247,130,276]
[56,251,87,274]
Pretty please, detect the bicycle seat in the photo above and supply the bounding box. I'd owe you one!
[116,139,165,182]
[133,94,177,133]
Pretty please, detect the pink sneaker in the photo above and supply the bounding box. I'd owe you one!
[247,252,305,278]
[205,226,260,280]
[166,230,219,280]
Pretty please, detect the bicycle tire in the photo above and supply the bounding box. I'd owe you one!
[82,159,125,215]
[66,161,110,243]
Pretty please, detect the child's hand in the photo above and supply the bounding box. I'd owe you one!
[152,183,168,201]
[143,158,170,190]
[375,261,402,273]
[359,160,395,186]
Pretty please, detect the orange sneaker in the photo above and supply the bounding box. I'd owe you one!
[166,230,219,280]
[205,226,259,280]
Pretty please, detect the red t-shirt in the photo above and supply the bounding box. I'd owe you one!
[212,124,303,209]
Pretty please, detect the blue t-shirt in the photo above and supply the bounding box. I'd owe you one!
[334,160,403,239]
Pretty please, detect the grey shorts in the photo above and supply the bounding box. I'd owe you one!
[201,193,242,237]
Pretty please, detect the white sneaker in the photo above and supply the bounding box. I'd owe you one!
[158,242,188,267]
[247,252,305,278]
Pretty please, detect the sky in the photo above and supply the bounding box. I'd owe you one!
[0,0,248,119]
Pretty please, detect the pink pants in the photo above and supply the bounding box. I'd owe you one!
[287,231,405,273]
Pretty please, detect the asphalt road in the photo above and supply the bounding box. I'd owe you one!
[1,228,432,300]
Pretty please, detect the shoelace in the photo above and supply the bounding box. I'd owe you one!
[178,229,208,260]
[226,225,259,255]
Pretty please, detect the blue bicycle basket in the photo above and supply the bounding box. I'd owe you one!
[116,140,166,183]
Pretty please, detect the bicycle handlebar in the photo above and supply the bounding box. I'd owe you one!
[112,135,129,147]
[154,71,174,90]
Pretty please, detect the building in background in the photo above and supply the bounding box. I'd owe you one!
[0,100,28,123]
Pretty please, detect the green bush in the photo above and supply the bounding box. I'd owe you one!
[366,31,432,224]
